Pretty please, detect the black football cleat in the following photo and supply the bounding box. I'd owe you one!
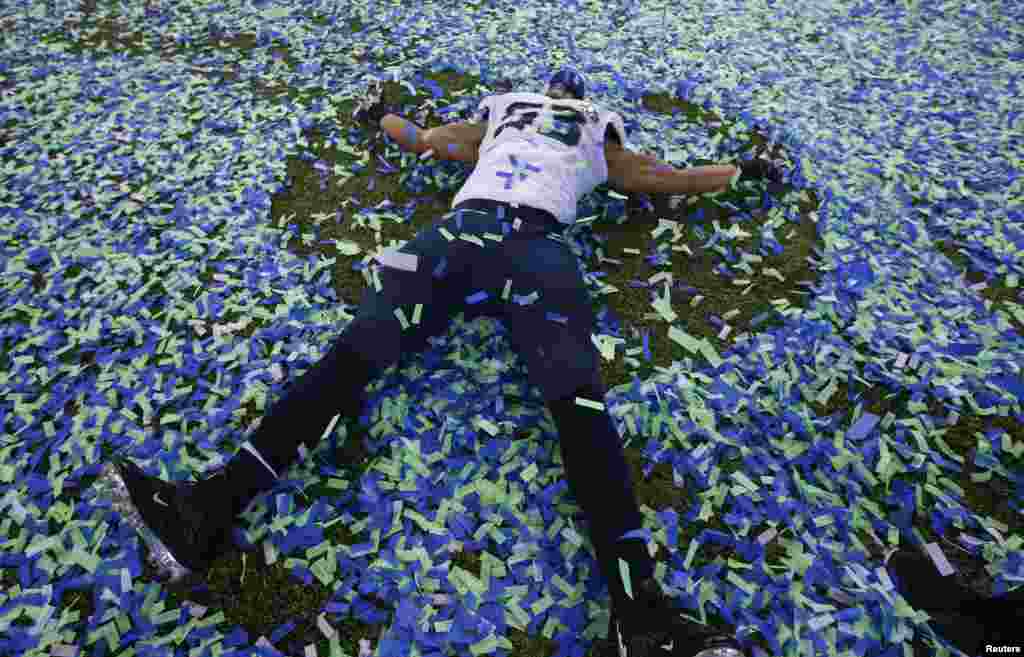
[95,460,236,583]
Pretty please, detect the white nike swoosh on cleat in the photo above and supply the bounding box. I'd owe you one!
[661,640,674,651]
[153,492,168,507]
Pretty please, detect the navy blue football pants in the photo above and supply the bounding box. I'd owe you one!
[238,198,653,608]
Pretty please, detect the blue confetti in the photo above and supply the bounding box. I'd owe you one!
[433,257,448,279]
[847,412,880,442]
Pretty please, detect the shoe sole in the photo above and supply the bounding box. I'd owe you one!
[887,549,996,610]
[95,463,192,583]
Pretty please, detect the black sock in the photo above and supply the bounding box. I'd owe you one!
[244,339,377,481]
[206,444,280,518]
[547,384,654,612]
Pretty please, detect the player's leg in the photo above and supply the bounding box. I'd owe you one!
[496,234,744,656]
[493,229,653,598]
[96,336,381,584]
[547,385,744,657]
[97,222,473,582]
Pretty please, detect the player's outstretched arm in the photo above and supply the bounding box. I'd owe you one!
[606,144,739,196]
[606,142,783,196]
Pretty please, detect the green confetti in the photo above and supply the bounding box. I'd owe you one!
[475,416,501,436]
[334,239,361,256]
[530,593,555,616]
[618,558,634,600]
[393,307,410,330]
[574,396,605,411]
[470,635,501,657]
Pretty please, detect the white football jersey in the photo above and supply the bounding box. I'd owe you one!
[450,92,628,225]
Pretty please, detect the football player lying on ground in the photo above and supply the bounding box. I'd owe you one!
[95,69,1019,657]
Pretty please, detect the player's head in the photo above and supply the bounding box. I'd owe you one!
[545,68,586,100]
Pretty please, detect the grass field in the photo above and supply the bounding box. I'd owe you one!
[2,1,1022,656]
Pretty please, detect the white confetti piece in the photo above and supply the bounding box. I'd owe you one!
[923,542,956,576]
[317,613,336,639]
[321,414,341,441]
[269,363,285,382]
[264,538,277,565]
[359,639,373,657]
[375,248,418,272]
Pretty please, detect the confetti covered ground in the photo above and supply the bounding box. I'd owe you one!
[1,1,1023,656]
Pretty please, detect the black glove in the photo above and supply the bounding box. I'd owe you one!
[738,157,785,184]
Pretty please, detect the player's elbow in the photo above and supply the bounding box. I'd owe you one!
[605,149,641,195]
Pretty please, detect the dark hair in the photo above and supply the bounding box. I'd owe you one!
[547,68,586,100]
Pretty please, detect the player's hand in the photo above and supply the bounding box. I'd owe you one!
[352,79,387,124]
[737,156,785,184]
[737,144,788,184]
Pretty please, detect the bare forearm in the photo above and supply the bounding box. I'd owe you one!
[380,114,430,154]
[632,162,739,196]
[423,123,480,164]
